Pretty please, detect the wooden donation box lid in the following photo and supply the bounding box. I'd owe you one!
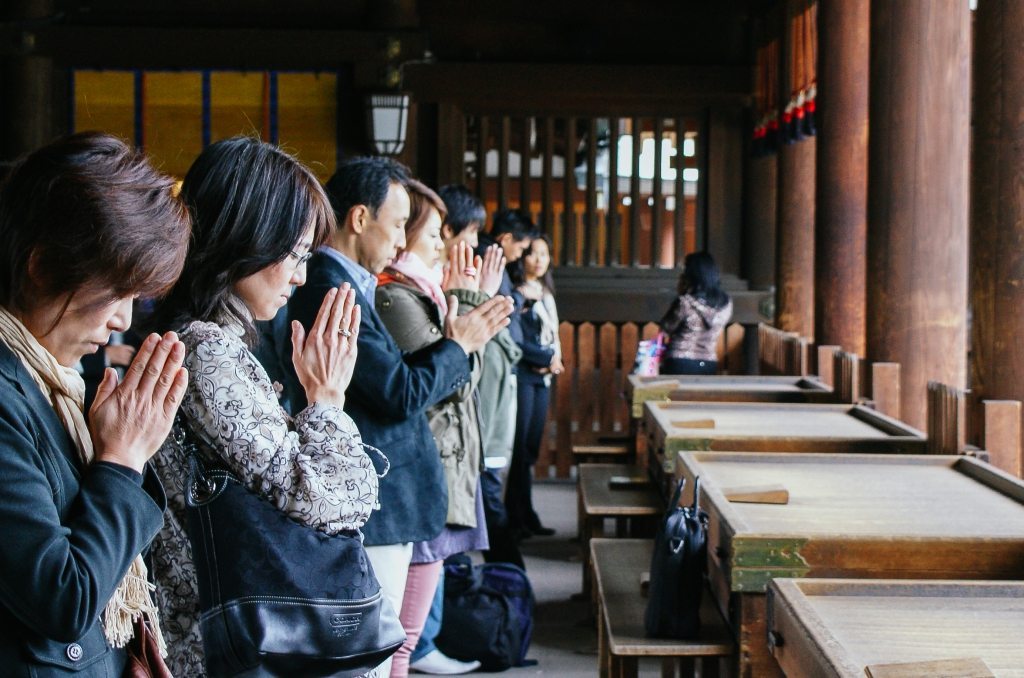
[644,402,926,474]
[766,578,1024,678]
[677,452,1024,597]
[625,374,834,419]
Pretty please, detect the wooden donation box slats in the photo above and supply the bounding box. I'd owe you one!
[625,374,835,420]
[676,452,1024,678]
[767,579,1024,678]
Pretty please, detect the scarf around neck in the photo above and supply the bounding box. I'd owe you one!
[0,306,166,655]
[387,251,449,316]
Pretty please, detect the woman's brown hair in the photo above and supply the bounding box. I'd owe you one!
[149,136,334,345]
[402,179,448,251]
[0,132,190,319]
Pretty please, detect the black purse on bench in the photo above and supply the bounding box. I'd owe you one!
[174,418,406,677]
[644,475,709,640]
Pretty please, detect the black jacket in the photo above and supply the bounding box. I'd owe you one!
[512,293,556,385]
[0,340,165,676]
[282,252,471,545]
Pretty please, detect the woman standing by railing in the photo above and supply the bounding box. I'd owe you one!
[506,234,562,539]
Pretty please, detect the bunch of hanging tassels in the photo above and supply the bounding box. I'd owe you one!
[752,39,780,157]
[783,2,818,144]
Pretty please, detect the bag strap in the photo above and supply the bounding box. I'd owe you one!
[172,414,227,505]
[666,475,703,516]
[359,440,391,479]
[668,476,686,512]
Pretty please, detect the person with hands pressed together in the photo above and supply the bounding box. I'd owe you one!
[471,207,536,567]
[375,182,491,676]
[284,158,512,678]
[0,132,190,677]
[148,137,380,676]
[407,210,511,676]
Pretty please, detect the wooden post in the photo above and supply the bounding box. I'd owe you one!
[1,0,59,159]
[774,2,815,339]
[833,351,861,404]
[971,0,1024,467]
[870,362,901,421]
[866,0,971,430]
[982,400,1023,478]
[816,344,840,387]
[742,155,778,290]
[775,139,815,337]
[814,0,868,356]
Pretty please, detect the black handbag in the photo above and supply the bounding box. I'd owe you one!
[643,475,709,640]
[174,419,406,677]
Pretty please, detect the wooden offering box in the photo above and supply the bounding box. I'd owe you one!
[677,452,1024,678]
[767,579,1024,678]
[625,374,834,420]
[644,401,924,475]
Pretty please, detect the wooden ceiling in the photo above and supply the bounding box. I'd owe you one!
[23,0,768,69]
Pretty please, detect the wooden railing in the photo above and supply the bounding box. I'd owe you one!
[757,323,808,375]
[927,381,967,456]
[536,319,746,479]
[539,319,1024,481]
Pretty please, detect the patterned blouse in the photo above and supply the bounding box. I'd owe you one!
[659,294,733,362]
[149,320,379,677]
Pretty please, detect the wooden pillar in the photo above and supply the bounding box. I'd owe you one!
[867,0,970,430]
[1,0,58,160]
[775,138,815,338]
[814,0,868,356]
[971,0,1024,468]
[774,1,815,339]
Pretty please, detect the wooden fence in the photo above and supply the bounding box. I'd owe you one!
[535,319,746,479]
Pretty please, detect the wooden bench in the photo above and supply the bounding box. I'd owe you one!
[577,463,662,595]
[572,442,633,465]
[591,538,734,677]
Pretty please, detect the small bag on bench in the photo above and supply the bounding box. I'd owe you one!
[644,475,708,639]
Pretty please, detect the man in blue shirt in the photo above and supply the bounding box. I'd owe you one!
[282,157,512,676]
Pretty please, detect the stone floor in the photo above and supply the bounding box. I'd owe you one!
[485,481,666,677]
[504,480,597,676]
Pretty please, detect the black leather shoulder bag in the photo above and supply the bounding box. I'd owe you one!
[644,475,709,640]
[174,418,405,677]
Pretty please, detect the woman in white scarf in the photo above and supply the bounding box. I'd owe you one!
[0,132,190,677]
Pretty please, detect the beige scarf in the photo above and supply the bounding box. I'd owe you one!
[0,307,166,655]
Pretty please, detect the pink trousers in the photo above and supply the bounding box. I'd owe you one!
[389,560,444,677]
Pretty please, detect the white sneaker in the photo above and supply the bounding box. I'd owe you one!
[409,649,481,674]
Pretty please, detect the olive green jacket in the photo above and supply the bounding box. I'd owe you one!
[461,292,523,468]
[375,276,484,527]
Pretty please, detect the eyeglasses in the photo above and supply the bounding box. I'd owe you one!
[288,249,313,267]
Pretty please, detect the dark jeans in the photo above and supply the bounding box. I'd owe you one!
[505,376,550,532]
[480,467,525,569]
[660,357,718,375]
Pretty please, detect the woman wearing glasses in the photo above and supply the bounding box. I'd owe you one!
[147,137,380,676]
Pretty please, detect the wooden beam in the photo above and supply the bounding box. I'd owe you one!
[406,63,751,114]
[1,24,426,70]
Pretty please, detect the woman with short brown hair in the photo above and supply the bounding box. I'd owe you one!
[0,131,191,677]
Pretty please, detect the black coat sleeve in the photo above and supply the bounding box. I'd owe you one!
[287,279,470,419]
[0,402,164,641]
